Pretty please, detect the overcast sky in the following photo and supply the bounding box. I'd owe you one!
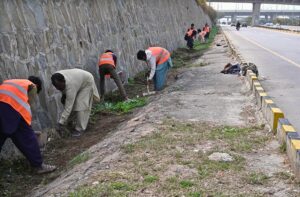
[209,2,300,10]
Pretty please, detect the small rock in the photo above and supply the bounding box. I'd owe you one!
[105,165,110,169]
[92,181,99,185]
[266,189,275,195]
[208,152,234,162]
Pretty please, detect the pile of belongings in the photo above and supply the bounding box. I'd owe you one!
[220,62,241,74]
[241,62,259,76]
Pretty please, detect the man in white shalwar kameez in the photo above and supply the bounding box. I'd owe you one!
[51,68,100,137]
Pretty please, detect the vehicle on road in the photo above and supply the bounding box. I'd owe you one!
[242,23,247,27]
[265,23,273,26]
[231,23,236,27]
[274,23,281,28]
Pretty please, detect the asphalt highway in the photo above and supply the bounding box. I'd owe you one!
[223,26,300,130]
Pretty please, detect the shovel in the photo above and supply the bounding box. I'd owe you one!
[142,80,156,96]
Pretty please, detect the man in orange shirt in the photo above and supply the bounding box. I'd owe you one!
[204,23,210,41]
[0,76,56,174]
[137,47,173,91]
[98,50,128,101]
[185,24,197,49]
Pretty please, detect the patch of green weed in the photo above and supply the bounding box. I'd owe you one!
[144,175,159,183]
[111,182,132,191]
[245,172,269,185]
[198,155,245,179]
[180,180,194,188]
[122,143,136,154]
[68,152,89,167]
[92,98,147,115]
[187,192,202,197]
[69,181,135,197]
[208,126,268,152]
[280,142,286,153]
[69,185,103,197]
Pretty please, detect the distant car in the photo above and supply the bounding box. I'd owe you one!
[222,22,226,25]
[265,23,273,26]
[242,23,247,27]
[231,23,236,26]
[274,23,281,28]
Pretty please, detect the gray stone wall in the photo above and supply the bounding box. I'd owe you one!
[0,0,210,141]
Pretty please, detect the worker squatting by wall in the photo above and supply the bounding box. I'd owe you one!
[0,0,211,156]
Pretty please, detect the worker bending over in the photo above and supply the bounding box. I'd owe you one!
[51,69,100,137]
[137,47,173,91]
[185,23,197,49]
[98,50,128,101]
[0,76,56,174]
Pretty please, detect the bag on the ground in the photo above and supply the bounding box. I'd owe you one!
[241,62,258,76]
[220,63,241,74]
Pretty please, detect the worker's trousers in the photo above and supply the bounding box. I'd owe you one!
[0,102,43,167]
[99,64,127,100]
[153,58,173,91]
[186,37,194,49]
[74,109,91,132]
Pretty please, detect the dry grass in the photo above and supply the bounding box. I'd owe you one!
[69,120,280,196]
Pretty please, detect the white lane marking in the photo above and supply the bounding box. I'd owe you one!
[230,31,300,68]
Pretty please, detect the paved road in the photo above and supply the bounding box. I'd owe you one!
[223,26,300,130]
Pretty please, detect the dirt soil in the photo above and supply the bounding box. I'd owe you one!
[2,33,300,197]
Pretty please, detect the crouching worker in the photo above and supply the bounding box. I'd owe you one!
[0,77,56,174]
[98,50,128,101]
[137,47,173,91]
[51,69,100,137]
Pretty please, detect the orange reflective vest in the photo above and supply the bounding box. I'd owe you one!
[204,26,210,33]
[148,47,170,65]
[186,29,194,37]
[0,79,34,125]
[98,52,116,67]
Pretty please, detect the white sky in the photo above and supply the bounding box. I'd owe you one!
[209,3,300,10]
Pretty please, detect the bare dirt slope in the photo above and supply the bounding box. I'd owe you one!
[31,34,300,196]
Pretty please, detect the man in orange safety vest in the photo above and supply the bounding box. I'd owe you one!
[0,76,56,174]
[137,47,173,91]
[98,50,128,101]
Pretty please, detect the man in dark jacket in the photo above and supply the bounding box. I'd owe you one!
[185,24,197,49]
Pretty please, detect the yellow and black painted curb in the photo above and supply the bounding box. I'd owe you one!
[223,30,300,180]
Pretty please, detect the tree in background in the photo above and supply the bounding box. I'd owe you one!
[273,17,300,26]
[245,17,252,26]
[196,0,217,23]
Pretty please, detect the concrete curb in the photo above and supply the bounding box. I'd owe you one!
[223,30,300,180]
